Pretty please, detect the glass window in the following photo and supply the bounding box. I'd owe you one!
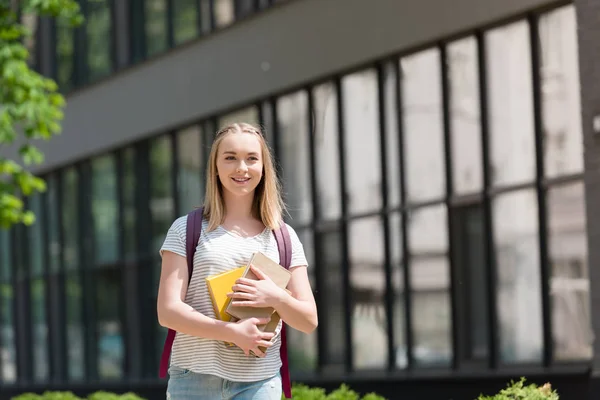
[28,194,49,380]
[62,168,79,271]
[493,189,542,363]
[317,226,346,372]
[448,37,483,195]
[539,6,583,178]
[389,212,406,368]
[86,0,113,82]
[401,49,446,203]
[145,0,168,57]
[122,148,137,261]
[0,230,16,383]
[349,217,387,369]
[150,137,175,257]
[199,0,213,34]
[46,175,61,274]
[451,204,488,362]
[95,268,124,379]
[55,19,75,91]
[287,228,317,373]
[178,125,205,214]
[409,204,451,366]
[548,182,592,361]
[342,69,382,214]
[66,272,85,380]
[214,0,234,28]
[234,0,255,18]
[22,13,38,70]
[276,91,312,225]
[486,21,536,187]
[312,82,341,220]
[260,101,276,147]
[173,0,199,45]
[383,62,401,208]
[92,155,119,265]
[218,106,260,128]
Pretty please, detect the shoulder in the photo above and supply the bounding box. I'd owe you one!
[169,215,188,234]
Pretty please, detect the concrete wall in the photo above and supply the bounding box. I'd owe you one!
[1,0,558,172]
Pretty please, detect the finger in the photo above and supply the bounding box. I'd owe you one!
[226,292,255,300]
[256,340,274,348]
[236,278,257,287]
[261,332,275,341]
[249,264,268,280]
[251,317,272,325]
[230,301,257,307]
[251,348,266,358]
[231,283,256,293]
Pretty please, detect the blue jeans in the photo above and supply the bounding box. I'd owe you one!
[166,365,282,400]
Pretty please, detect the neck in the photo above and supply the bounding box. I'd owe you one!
[222,191,256,221]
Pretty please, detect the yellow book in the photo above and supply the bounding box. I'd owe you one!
[205,266,246,322]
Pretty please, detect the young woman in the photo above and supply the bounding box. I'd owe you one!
[157,122,318,400]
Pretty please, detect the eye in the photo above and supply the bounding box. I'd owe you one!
[225,156,236,160]
[248,156,259,161]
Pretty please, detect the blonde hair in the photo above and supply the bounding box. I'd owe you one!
[203,122,285,231]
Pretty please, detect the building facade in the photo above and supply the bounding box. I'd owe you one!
[1,0,600,399]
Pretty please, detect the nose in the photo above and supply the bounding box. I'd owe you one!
[236,160,248,172]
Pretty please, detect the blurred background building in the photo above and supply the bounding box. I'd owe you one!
[1,0,600,399]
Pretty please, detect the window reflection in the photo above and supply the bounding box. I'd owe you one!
[46,175,61,273]
[0,230,16,382]
[486,21,536,187]
[494,190,543,363]
[312,83,341,220]
[317,226,345,372]
[86,0,112,82]
[122,148,137,262]
[287,228,317,373]
[56,20,75,91]
[389,212,406,368]
[96,269,124,379]
[342,69,382,214]
[173,0,199,45]
[214,0,235,28]
[448,37,483,194]
[92,155,119,265]
[383,62,401,208]
[350,217,387,369]
[145,0,168,57]
[401,49,445,203]
[28,194,49,380]
[548,183,592,360]
[66,273,84,379]
[62,168,79,271]
[409,205,451,366]
[277,91,312,225]
[218,106,260,128]
[539,6,583,178]
[178,125,204,214]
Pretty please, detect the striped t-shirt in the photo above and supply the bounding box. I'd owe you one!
[159,215,308,382]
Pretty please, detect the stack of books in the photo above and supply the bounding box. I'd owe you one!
[205,252,292,354]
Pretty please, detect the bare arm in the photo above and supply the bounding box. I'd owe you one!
[273,265,318,334]
[157,251,236,341]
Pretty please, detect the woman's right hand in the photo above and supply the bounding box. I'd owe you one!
[229,317,275,357]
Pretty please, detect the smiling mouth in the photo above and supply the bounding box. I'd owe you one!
[232,177,250,183]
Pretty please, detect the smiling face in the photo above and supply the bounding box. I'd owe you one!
[216,131,264,198]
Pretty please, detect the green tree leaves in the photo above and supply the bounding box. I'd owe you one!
[0,0,82,228]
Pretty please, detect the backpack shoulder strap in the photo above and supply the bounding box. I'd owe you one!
[273,220,293,399]
[159,207,204,378]
[185,207,204,283]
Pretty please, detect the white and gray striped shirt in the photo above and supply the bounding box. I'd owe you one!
[159,215,308,382]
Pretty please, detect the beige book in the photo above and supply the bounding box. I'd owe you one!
[224,251,292,320]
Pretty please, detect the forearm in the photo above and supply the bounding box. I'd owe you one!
[274,293,318,334]
[158,302,235,342]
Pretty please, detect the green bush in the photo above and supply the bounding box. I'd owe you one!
[477,378,559,400]
[12,392,146,400]
[285,384,386,400]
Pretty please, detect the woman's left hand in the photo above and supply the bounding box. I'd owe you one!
[227,264,286,309]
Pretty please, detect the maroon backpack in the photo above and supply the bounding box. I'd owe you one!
[158,208,293,398]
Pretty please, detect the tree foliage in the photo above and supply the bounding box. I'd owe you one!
[0,0,83,228]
